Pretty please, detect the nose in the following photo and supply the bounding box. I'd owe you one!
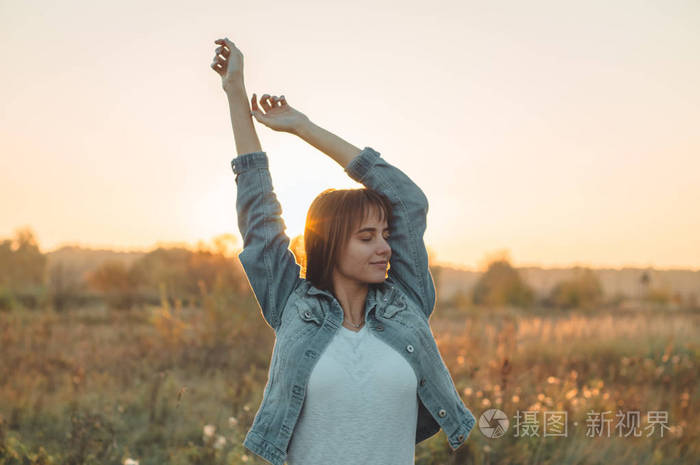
[377,237,391,258]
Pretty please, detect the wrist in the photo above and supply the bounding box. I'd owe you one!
[293,117,315,139]
[223,78,246,97]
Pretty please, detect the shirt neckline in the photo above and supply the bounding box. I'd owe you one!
[340,324,367,335]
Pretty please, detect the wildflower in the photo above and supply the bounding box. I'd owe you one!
[242,454,249,462]
[565,389,578,400]
[481,398,491,407]
[463,387,473,396]
[124,459,139,465]
[512,395,520,403]
[547,376,559,384]
[229,416,239,427]
[203,424,216,438]
[484,445,492,453]
[214,435,226,449]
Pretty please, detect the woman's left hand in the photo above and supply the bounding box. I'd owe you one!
[251,93,310,135]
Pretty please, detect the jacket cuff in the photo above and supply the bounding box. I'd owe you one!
[344,146,381,182]
[231,151,268,175]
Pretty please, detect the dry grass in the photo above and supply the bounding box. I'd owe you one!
[0,296,698,464]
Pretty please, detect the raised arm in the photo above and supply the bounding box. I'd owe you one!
[231,151,303,331]
[237,84,436,319]
[295,122,437,320]
[212,38,302,331]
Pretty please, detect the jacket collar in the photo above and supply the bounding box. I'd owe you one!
[305,280,397,318]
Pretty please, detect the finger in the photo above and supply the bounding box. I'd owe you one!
[260,94,272,112]
[250,95,266,121]
[279,95,287,106]
[211,55,225,75]
[215,45,229,57]
[212,53,225,66]
[251,93,260,112]
[216,38,234,56]
[270,96,280,108]
[214,39,229,52]
[210,57,225,75]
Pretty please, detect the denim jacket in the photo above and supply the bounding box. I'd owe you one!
[231,146,476,465]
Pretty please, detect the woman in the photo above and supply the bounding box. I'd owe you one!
[211,38,476,465]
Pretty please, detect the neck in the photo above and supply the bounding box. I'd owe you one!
[331,274,369,326]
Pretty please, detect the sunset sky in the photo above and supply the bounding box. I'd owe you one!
[1,0,698,270]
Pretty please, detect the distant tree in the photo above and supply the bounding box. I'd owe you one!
[472,258,534,308]
[547,267,603,310]
[128,245,248,306]
[85,260,138,309]
[639,269,651,299]
[130,247,193,302]
[0,227,47,289]
[86,260,135,293]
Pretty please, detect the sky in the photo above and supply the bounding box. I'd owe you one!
[1,0,698,270]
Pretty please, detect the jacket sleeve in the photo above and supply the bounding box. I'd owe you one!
[344,147,437,320]
[231,150,303,331]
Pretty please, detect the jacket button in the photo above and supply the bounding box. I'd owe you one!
[458,434,464,441]
[419,378,426,386]
[304,311,311,318]
[375,324,384,331]
[406,345,414,353]
[438,409,446,417]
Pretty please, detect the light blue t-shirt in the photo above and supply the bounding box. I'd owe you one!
[286,323,419,465]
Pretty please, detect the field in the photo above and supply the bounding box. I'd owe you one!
[1,292,698,465]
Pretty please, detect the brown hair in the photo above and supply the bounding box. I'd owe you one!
[302,188,393,294]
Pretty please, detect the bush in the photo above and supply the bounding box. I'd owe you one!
[547,267,603,310]
[472,259,535,308]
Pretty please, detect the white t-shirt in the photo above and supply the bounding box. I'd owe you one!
[286,323,419,465]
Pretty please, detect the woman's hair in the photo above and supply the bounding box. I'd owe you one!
[302,188,393,294]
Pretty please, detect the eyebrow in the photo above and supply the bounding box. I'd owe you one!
[356,227,390,233]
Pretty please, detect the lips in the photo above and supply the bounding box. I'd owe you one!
[371,261,388,266]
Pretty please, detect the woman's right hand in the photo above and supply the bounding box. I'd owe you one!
[251,93,310,135]
[211,37,244,92]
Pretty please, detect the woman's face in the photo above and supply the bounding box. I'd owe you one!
[333,206,391,285]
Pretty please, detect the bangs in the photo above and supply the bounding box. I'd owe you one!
[348,191,392,237]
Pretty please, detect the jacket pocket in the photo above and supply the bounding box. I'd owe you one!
[295,300,324,326]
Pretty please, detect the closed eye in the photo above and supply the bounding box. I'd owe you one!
[361,235,390,242]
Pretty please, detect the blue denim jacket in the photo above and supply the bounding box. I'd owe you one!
[231,146,476,465]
